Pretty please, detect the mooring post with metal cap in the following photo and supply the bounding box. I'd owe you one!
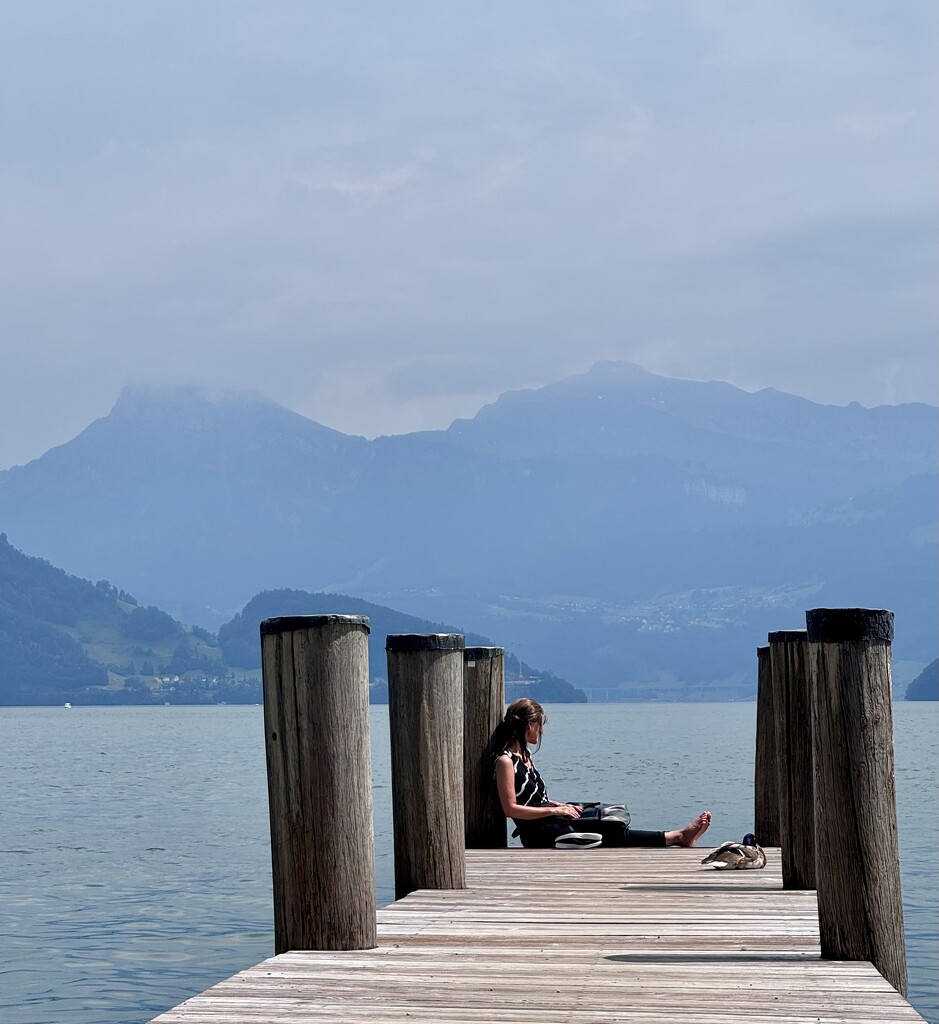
[463,646,507,849]
[753,644,780,846]
[386,633,466,900]
[768,628,816,889]
[260,614,376,953]
[807,607,907,996]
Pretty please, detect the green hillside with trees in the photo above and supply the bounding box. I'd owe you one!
[0,533,231,704]
[220,588,586,703]
[0,536,585,704]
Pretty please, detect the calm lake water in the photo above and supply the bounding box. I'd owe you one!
[1,702,936,1024]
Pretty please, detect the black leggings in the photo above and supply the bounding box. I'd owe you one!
[515,817,665,849]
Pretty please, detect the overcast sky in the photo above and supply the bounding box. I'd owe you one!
[1,1,936,469]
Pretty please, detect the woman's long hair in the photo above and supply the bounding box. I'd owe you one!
[489,697,547,760]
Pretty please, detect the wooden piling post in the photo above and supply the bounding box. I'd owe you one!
[386,633,466,900]
[754,645,780,846]
[768,628,816,889]
[260,614,376,953]
[806,607,907,995]
[463,646,507,849]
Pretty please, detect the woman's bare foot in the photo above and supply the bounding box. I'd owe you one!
[666,811,712,847]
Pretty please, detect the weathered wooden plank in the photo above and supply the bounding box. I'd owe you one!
[155,1002,923,1024]
[157,1011,922,1023]
[464,848,787,887]
[150,847,926,1024]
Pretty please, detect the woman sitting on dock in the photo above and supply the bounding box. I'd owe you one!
[493,697,711,849]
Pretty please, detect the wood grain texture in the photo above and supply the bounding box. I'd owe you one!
[754,645,779,846]
[770,634,816,889]
[151,848,926,1023]
[261,618,376,953]
[811,636,907,995]
[387,641,466,899]
[462,648,506,849]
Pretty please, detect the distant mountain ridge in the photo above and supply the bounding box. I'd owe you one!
[452,362,935,468]
[218,588,586,703]
[0,363,935,698]
[905,658,938,701]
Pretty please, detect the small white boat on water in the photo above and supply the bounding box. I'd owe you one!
[64,702,72,709]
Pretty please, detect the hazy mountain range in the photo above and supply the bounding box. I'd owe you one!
[0,361,935,699]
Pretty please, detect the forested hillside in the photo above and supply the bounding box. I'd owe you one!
[0,533,227,704]
[0,537,584,704]
[220,589,586,702]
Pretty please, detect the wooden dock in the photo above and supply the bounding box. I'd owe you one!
[152,847,925,1023]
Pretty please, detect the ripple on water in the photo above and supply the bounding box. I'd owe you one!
[0,703,936,1024]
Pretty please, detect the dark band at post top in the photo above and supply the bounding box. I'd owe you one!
[464,646,504,660]
[805,608,894,644]
[767,629,808,644]
[386,633,465,652]
[260,614,371,637]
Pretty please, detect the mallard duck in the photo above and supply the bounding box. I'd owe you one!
[700,833,766,869]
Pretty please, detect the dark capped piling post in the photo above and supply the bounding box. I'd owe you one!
[260,614,376,953]
[753,645,780,846]
[463,646,507,849]
[386,633,467,900]
[806,607,907,996]
[768,628,816,889]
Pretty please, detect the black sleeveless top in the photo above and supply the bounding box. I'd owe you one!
[502,749,550,809]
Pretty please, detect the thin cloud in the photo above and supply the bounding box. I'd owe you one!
[0,0,936,468]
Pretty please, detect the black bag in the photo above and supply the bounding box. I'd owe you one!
[511,802,630,846]
[575,802,631,826]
